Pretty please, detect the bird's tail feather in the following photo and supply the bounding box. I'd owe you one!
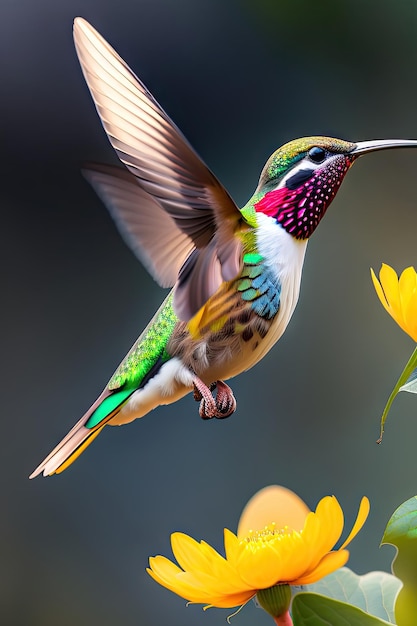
[29,389,127,478]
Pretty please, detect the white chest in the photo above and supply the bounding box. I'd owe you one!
[248,213,308,363]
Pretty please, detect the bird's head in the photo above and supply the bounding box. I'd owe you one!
[249,136,417,239]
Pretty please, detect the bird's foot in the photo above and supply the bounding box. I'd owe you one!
[192,377,236,420]
[214,381,237,418]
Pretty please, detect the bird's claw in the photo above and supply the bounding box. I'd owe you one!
[193,381,216,402]
[213,380,237,418]
[192,377,236,420]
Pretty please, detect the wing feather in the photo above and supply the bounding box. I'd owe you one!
[73,18,244,319]
[83,164,195,287]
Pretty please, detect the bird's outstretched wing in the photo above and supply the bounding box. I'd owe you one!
[73,17,244,320]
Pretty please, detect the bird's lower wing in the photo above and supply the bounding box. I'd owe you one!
[83,163,195,287]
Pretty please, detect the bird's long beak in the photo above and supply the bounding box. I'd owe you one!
[351,139,417,158]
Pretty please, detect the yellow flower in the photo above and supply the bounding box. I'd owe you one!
[147,486,369,610]
[371,263,417,342]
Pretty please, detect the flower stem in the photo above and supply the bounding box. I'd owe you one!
[377,345,417,443]
[273,610,293,625]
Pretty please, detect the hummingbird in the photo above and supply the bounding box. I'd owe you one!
[30,17,417,478]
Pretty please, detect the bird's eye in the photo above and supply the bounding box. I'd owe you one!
[308,146,326,163]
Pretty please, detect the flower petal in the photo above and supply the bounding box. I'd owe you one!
[338,496,370,550]
[379,263,401,315]
[194,548,252,593]
[147,555,183,580]
[237,485,310,537]
[281,514,323,580]
[170,532,253,595]
[399,267,417,306]
[171,532,212,572]
[235,539,285,588]
[147,557,211,601]
[404,288,417,341]
[309,496,344,554]
[270,528,314,582]
[371,267,391,312]
[399,267,417,341]
[292,549,349,585]
[372,264,417,341]
[224,528,240,562]
[201,591,255,609]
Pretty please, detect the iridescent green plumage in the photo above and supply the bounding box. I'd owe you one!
[85,388,133,428]
[263,136,355,183]
[85,296,178,429]
[108,294,177,390]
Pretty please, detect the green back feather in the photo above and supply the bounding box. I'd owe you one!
[85,293,178,429]
[109,292,177,390]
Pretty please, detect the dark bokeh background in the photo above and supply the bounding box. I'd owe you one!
[3,1,417,624]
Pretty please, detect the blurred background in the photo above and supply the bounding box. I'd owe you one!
[3,1,417,624]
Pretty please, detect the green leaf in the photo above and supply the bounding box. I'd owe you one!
[302,567,400,623]
[377,347,417,443]
[382,496,417,626]
[292,592,393,625]
[399,367,417,393]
